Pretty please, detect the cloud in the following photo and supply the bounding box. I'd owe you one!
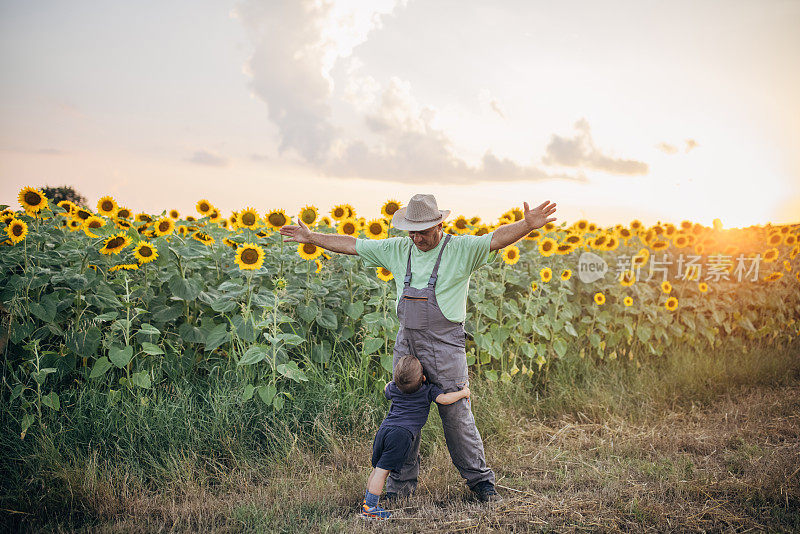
[542,119,648,175]
[187,150,229,167]
[0,146,67,155]
[232,1,597,183]
[655,142,679,155]
[684,138,698,152]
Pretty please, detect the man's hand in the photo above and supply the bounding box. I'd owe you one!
[523,200,557,231]
[461,386,471,399]
[279,220,313,244]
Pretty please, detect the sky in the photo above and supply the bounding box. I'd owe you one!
[1,0,799,228]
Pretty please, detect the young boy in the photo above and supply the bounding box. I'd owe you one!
[361,355,471,520]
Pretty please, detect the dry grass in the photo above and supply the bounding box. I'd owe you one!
[10,382,798,533]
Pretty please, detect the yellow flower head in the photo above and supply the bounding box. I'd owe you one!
[330,204,350,221]
[192,231,215,246]
[560,269,572,281]
[237,207,260,230]
[451,215,470,234]
[660,280,672,294]
[83,215,106,238]
[5,218,28,244]
[337,218,359,236]
[377,267,394,281]
[298,242,323,260]
[530,281,538,292]
[762,248,779,263]
[314,259,323,274]
[109,263,139,273]
[763,271,783,282]
[619,269,635,287]
[502,245,520,265]
[298,205,318,226]
[133,242,159,264]
[698,282,708,292]
[196,199,213,215]
[623,296,633,307]
[594,292,605,305]
[169,209,180,219]
[784,260,792,272]
[540,267,552,283]
[153,217,175,237]
[99,233,132,255]
[264,209,289,230]
[664,296,678,311]
[116,207,133,219]
[381,199,402,218]
[365,218,388,240]
[96,196,118,216]
[538,237,557,257]
[235,243,265,270]
[19,186,48,213]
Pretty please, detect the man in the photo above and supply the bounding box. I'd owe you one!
[280,194,557,502]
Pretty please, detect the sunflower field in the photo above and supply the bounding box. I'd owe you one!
[2,187,799,438]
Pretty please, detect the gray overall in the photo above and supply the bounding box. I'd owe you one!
[386,233,496,495]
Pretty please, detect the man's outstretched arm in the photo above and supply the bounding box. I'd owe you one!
[279,221,357,255]
[490,200,557,252]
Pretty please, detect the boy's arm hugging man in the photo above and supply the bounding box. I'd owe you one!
[434,386,470,406]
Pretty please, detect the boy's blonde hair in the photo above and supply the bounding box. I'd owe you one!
[395,355,424,394]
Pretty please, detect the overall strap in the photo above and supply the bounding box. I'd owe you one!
[427,234,452,289]
[404,242,414,287]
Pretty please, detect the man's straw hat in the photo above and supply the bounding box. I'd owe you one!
[391,194,451,231]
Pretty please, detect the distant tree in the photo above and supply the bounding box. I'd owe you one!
[41,185,87,207]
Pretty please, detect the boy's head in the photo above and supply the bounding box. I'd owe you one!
[395,355,424,394]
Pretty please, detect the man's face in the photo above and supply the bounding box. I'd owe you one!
[408,223,443,252]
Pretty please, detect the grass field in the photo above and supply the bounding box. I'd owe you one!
[2,338,798,533]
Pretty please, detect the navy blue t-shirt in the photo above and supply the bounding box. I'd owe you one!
[380,381,445,436]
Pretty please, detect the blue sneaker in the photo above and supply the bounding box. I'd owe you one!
[360,500,392,520]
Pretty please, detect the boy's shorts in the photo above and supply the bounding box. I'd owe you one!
[371,425,414,473]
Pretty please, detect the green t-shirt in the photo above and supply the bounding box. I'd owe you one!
[355,233,497,323]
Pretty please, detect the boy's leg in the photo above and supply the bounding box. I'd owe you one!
[384,429,421,496]
[436,393,495,489]
[367,467,390,496]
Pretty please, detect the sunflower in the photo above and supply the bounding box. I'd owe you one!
[99,233,132,255]
[603,236,620,251]
[785,234,797,246]
[564,233,582,246]
[153,217,175,236]
[337,218,359,236]
[560,269,572,281]
[451,215,470,234]
[784,260,792,272]
[376,267,394,281]
[115,218,133,230]
[96,196,117,216]
[543,222,556,232]
[764,271,783,282]
[538,237,557,257]
[186,216,196,222]
[530,281,538,292]
[660,280,672,294]
[651,240,669,251]
[314,259,323,273]
[133,242,158,264]
[235,242,265,270]
[524,229,542,241]
[618,227,633,241]
[594,292,605,305]
[169,209,180,219]
[135,213,153,224]
[680,220,693,231]
[698,282,708,293]
[264,209,289,230]
[762,248,779,262]
[330,204,349,221]
[767,232,783,246]
[664,296,678,311]
[5,219,28,244]
[290,204,316,227]
[109,263,139,273]
[540,267,552,283]
[500,245,520,265]
[298,242,323,260]
[497,214,514,226]
[319,216,332,227]
[114,207,131,219]
[555,243,574,255]
[237,207,260,230]
[82,215,106,238]
[18,186,48,213]
[207,207,222,223]
[196,199,213,216]
[57,200,76,216]
[87,264,99,272]
[365,219,388,240]
[509,208,524,222]
[473,225,490,236]
[683,264,700,281]
[67,219,83,231]
[623,296,633,307]
[591,234,608,249]
[619,269,636,287]
[193,231,215,246]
